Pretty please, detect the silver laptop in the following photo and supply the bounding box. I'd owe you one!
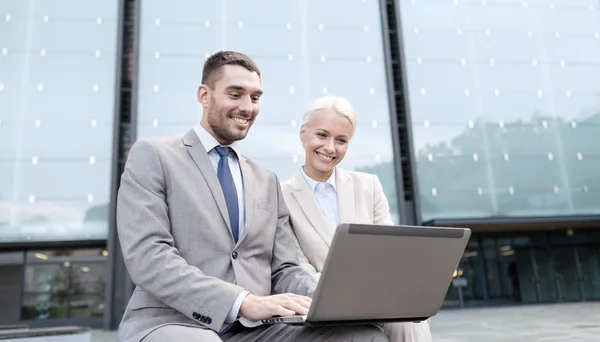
[262,223,471,326]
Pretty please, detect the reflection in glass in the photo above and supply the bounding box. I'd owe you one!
[577,246,600,300]
[398,0,600,220]
[445,232,600,307]
[22,264,68,320]
[137,0,400,222]
[0,0,119,242]
[69,294,104,318]
[554,247,581,301]
[69,262,106,318]
[24,264,68,293]
[70,263,106,296]
[21,293,67,320]
[21,249,107,320]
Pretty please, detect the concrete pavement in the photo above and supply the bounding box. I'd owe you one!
[429,302,600,342]
[91,302,600,341]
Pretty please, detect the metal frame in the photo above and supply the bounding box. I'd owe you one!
[103,0,126,330]
[424,215,600,233]
[129,0,142,141]
[425,215,600,226]
[0,240,106,252]
[390,0,423,225]
[379,0,423,225]
[378,0,409,224]
[378,0,407,223]
[124,0,142,307]
[104,0,141,330]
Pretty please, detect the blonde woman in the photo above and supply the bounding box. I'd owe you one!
[281,96,432,342]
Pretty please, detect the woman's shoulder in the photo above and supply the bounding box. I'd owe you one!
[337,168,378,183]
[280,171,303,191]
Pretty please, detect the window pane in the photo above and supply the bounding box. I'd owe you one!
[136,0,401,223]
[70,262,106,295]
[21,293,67,320]
[0,0,120,242]
[69,294,104,318]
[69,262,106,319]
[23,264,68,292]
[399,0,600,220]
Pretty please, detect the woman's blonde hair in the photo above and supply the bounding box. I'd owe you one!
[301,96,357,135]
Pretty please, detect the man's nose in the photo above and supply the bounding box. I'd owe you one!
[238,97,254,113]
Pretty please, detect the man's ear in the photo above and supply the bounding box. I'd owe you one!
[197,84,210,107]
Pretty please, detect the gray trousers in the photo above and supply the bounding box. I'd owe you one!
[143,323,388,342]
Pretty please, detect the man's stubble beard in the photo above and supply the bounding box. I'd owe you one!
[207,104,251,145]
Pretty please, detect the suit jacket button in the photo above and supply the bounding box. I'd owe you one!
[207,317,212,324]
[232,251,238,259]
[192,312,199,319]
[201,316,207,323]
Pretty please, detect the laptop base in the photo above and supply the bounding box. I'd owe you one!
[261,316,430,326]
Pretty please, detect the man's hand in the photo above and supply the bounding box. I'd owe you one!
[239,293,312,321]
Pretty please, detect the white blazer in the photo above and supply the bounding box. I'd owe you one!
[281,168,392,280]
[281,168,432,342]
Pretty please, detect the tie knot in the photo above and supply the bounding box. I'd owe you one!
[214,146,232,158]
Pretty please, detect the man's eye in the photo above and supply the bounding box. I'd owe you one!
[230,93,240,98]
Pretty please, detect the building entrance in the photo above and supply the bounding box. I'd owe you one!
[443,230,600,308]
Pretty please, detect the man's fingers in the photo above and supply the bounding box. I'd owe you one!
[272,306,296,317]
[291,294,312,302]
[296,297,312,309]
[281,293,312,304]
[280,300,310,315]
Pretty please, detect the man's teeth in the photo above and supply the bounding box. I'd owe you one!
[232,117,248,124]
[317,153,333,162]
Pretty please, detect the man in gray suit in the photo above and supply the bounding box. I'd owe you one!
[116,51,388,342]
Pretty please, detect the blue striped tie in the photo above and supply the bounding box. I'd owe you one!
[214,146,239,243]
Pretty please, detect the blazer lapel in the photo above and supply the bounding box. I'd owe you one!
[238,156,255,244]
[290,172,334,247]
[182,129,231,232]
[336,169,355,224]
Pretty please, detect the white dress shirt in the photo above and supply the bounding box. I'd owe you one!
[193,124,248,323]
[301,167,340,231]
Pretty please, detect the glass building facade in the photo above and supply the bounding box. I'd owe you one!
[136,0,400,222]
[0,0,119,243]
[400,0,600,220]
[0,0,599,329]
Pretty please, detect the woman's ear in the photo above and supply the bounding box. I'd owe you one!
[299,126,306,146]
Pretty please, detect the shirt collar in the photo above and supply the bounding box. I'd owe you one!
[301,166,337,192]
[193,123,241,157]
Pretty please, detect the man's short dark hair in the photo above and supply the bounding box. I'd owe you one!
[202,51,261,88]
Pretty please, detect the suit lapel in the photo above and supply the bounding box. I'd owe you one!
[290,172,334,247]
[182,129,231,232]
[336,169,355,224]
[238,156,255,244]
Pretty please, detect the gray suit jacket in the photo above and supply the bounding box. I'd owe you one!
[116,129,317,342]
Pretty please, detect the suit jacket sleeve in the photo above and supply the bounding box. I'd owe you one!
[373,174,395,226]
[117,140,244,331]
[270,175,318,297]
